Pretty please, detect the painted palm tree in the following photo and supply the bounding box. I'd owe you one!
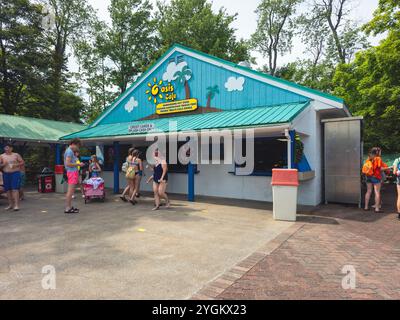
[206,85,220,109]
[174,66,192,99]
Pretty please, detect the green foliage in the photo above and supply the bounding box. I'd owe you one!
[276,60,336,93]
[101,0,157,93]
[364,0,400,35]
[156,0,251,64]
[0,0,49,115]
[295,134,304,164]
[333,30,400,152]
[73,21,117,124]
[252,0,300,76]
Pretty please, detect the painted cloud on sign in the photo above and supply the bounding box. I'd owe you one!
[124,97,139,113]
[225,76,245,92]
[163,61,190,82]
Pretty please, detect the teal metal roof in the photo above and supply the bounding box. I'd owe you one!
[0,114,87,142]
[62,102,309,140]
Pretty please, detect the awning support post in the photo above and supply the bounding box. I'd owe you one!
[113,141,120,194]
[285,129,296,169]
[55,144,62,165]
[188,162,195,202]
[289,130,296,169]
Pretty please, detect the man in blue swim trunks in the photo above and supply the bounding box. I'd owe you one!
[0,143,25,211]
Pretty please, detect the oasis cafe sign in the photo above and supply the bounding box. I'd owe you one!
[146,75,198,115]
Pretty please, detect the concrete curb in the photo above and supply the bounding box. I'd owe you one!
[190,222,305,300]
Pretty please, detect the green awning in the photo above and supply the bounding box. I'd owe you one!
[61,101,310,140]
[0,114,87,143]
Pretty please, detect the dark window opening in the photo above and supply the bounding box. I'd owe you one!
[236,138,287,175]
[167,142,197,174]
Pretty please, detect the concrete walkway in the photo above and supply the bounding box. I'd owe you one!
[0,190,292,299]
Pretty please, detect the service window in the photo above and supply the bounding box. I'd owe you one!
[103,145,130,171]
[236,138,287,176]
[166,142,198,174]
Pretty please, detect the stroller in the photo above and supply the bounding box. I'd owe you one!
[83,176,105,204]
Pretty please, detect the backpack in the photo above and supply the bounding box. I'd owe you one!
[362,159,374,177]
[125,166,136,180]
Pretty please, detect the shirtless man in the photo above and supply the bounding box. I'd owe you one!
[0,143,24,211]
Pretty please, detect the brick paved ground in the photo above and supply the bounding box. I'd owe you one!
[193,186,400,300]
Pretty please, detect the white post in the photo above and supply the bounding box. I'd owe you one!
[285,129,292,169]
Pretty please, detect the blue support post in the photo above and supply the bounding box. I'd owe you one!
[55,144,62,165]
[188,162,195,202]
[289,130,296,169]
[113,141,120,194]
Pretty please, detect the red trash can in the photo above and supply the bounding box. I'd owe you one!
[37,168,55,193]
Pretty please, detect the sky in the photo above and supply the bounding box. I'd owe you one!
[83,0,381,68]
[69,0,381,90]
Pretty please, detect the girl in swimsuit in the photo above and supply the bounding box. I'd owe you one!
[120,148,135,202]
[147,149,170,211]
[127,149,143,205]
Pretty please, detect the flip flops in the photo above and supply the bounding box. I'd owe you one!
[120,196,128,202]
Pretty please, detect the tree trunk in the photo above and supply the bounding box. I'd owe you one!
[206,95,211,109]
[184,80,190,99]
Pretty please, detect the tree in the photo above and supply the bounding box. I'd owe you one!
[0,0,48,115]
[309,0,368,64]
[174,65,192,99]
[276,59,336,92]
[332,0,400,152]
[333,31,400,152]
[251,0,301,76]
[156,0,251,64]
[43,0,95,120]
[364,0,400,35]
[277,0,368,94]
[297,11,330,75]
[206,85,219,109]
[74,21,116,123]
[98,0,157,94]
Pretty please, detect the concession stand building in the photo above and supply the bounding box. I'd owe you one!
[62,44,357,206]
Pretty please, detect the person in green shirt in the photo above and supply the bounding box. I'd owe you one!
[393,157,400,220]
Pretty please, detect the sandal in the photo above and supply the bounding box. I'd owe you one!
[152,206,160,211]
[120,196,128,202]
[129,200,137,206]
[64,208,77,214]
[375,210,384,213]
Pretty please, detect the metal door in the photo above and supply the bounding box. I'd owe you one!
[323,117,363,205]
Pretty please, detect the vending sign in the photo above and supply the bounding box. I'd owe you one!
[128,123,155,134]
[156,99,198,115]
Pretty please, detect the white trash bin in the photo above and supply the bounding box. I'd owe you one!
[271,169,299,222]
[55,165,67,193]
